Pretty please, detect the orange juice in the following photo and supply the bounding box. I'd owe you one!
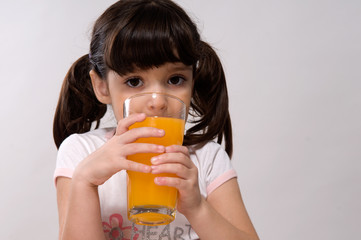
[127,116,185,225]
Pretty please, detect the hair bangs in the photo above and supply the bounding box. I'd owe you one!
[105,1,199,75]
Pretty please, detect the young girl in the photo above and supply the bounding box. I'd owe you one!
[53,0,258,239]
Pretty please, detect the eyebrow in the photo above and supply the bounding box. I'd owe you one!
[169,64,193,71]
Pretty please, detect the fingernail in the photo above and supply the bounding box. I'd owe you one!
[143,165,151,172]
[151,157,158,164]
[154,177,159,184]
[157,145,165,152]
[151,165,158,173]
[154,177,164,185]
[158,129,165,135]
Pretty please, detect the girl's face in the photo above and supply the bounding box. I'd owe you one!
[91,62,193,122]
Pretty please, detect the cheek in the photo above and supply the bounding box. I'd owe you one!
[178,95,192,122]
[183,91,193,111]
[110,100,126,122]
[178,82,193,107]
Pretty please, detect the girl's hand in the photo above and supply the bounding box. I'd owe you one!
[73,113,166,187]
[150,145,203,216]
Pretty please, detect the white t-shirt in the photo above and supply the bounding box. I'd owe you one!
[54,127,237,240]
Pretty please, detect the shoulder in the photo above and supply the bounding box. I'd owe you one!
[61,127,114,146]
[188,141,232,175]
[56,128,115,170]
[188,141,236,197]
[58,128,115,157]
[189,141,230,162]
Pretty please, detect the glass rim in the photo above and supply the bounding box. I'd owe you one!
[123,92,186,118]
[124,92,185,104]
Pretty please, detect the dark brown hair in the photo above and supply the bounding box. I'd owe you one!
[53,0,233,157]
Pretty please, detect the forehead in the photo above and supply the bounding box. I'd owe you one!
[109,62,193,77]
[158,62,193,72]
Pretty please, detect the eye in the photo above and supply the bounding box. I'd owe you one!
[125,77,143,88]
[168,76,185,86]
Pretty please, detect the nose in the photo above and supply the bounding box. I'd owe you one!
[146,93,168,116]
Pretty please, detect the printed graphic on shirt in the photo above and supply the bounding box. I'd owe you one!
[130,223,193,240]
[102,214,139,240]
[102,213,193,240]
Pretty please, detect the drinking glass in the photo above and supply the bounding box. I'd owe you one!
[123,92,186,226]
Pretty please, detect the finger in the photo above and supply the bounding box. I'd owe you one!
[121,142,165,156]
[118,127,165,144]
[165,145,190,156]
[151,152,193,168]
[115,113,146,135]
[154,176,199,194]
[151,163,191,179]
[154,176,185,189]
[120,159,151,173]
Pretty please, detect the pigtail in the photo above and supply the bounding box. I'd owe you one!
[185,41,233,157]
[53,54,107,148]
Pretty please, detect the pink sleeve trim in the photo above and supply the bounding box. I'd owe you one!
[54,168,73,187]
[206,169,237,195]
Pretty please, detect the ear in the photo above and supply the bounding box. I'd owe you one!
[89,70,111,104]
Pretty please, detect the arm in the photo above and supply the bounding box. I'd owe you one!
[151,145,259,240]
[187,178,259,240]
[57,177,105,240]
[56,113,165,240]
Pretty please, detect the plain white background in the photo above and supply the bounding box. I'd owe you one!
[0,0,360,239]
